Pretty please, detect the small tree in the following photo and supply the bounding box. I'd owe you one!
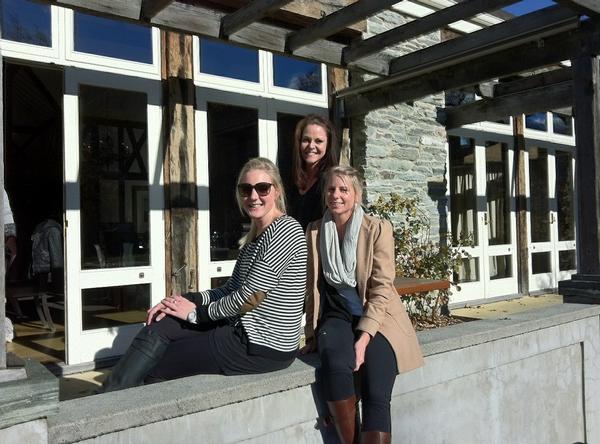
[367,194,471,323]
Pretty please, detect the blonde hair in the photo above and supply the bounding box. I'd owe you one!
[322,165,364,206]
[236,157,287,246]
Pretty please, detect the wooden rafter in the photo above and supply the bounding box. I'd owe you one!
[140,0,173,21]
[220,0,294,37]
[286,0,400,53]
[343,0,520,64]
[389,5,579,76]
[493,67,572,96]
[444,81,573,128]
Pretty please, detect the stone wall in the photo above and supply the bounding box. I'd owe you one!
[351,10,448,237]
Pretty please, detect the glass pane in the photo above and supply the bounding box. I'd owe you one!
[556,151,575,241]
[489,255,512,280]
[552,113,573,136]
[559,250,576,271]
[0,0,51,46]
[79,86,150,269]
[200,39,259,82]
[211,276,230,289]
[74,12,152,63]
[532,251,551,274]
[455,258,479,283]
[486,141,510,245]
[273,55,322,93]
[528,147,550,242]
[449,136,478,245]
[276,113,303,202]
[82,284,149,330]
[208,103,258,261]
[525,112,547,131]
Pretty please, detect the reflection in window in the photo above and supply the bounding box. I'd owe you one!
[525,112,547,131]
[79,86,150,269]
[208,103,258,261]
[449,136,478,245]
[74,12,152,63]
[455,258,479,283]
[276,113,303,201]
[485,141,510,246]
[552,113,573,136]
[200,39,259,82]
[556,151,575,241]
[489,255,512,280]
[0,0,51,46]
[82,284,150,330]
[532,252,551,274]
[559,250,576,271]
[273,55,322,93]
[528,147,550,242]
[211,276,230,289]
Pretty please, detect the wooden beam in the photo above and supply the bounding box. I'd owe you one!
[444,81,573,128]
[559,0,600,15]
[286,0,399,53]
[389,5,579,77]
[494,67,572,96]
[341,20,600,117]
[220,0,294,37]
[343,0,520,64]
[140,0,173,21]
[513,116,529,296]
[55,0,142,21]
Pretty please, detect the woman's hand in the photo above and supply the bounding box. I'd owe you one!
[146,295,196,325]
[354,332,371,371]
[299,339,316,355]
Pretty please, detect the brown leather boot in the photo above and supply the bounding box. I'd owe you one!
[327,395,359,444]
[360,431,391,444]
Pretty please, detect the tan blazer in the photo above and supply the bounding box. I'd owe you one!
[305,213,424,374]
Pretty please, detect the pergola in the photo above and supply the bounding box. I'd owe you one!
[1,0,599,367]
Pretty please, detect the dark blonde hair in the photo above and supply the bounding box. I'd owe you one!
[292,114,338,188]
[322,165,364,206]
[236,157,286,246]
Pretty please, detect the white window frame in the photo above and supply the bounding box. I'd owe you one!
[192,36,329,107]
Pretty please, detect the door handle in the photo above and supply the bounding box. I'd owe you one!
[550,213,556,224]
[483,213,489,225]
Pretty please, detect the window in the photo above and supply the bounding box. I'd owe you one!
[552,112,573,136]
[200,39,259,82]
[273,55,322,93]
[74,12,153,64]
[0,0,51,46]
[525,112,548,131]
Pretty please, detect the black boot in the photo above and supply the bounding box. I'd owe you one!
[98,328,169,393]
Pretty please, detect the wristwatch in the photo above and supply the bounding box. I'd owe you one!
[186,309,198,324]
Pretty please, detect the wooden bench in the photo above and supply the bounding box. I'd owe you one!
[394,277,450,296]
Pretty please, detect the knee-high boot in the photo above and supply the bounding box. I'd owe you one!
[98,328,169,393]
[360,431,391,444]
[327,395,359,444]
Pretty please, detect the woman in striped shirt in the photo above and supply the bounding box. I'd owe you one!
[99,158,307,392]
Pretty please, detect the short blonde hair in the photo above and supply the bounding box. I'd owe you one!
[323,165,363,205]
[236,157,287,246]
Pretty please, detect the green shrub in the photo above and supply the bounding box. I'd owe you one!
[367,193,472,321]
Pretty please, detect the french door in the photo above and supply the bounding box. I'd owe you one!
[195,87,324,289]
[448,129,518,303]
[526,144,577,291]
[63,68,165,364]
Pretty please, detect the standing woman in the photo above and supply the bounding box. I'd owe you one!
[100,158,307,392]
[289,114,338,231]
[301,166,424,444]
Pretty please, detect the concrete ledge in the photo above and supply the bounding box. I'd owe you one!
[0,359,59,429]
[48,303,600,443]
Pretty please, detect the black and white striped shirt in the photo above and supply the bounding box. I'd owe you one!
[193,216,307,355]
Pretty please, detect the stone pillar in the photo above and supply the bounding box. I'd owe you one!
[559,55,600,303]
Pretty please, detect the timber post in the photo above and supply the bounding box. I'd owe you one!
[513,115,529,296]
[0,24,6,368]
[162,31,198,296]
[559,54,600,303]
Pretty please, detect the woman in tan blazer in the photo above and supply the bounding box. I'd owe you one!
[301,166,423,444]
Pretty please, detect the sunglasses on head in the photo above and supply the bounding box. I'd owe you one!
[237,182,273,197]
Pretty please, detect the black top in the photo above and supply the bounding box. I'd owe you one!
[289,177,324,231]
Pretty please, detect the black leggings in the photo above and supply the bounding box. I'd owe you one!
[144,316,292,381]
[317,316,398,433]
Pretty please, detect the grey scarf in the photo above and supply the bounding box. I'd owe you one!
[320,205,364,289]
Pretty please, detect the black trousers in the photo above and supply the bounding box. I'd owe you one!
[144,316,293,381]
[317,316,398,433]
